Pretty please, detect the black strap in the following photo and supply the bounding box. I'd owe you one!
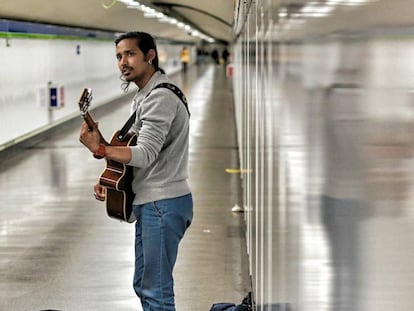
[117,83,189,142]
[153,83,190,117]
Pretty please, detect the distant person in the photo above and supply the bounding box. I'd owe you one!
[196,47,204,65]
[180,46,190,72]
[222,48,230,65]
[211,49,220,65]
[79,31,193,311]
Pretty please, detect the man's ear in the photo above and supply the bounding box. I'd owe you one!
[146,49,156,63]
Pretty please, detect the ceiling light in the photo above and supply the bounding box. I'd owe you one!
[116,0,214,42]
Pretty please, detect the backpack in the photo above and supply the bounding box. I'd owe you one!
[209,302,251,311]
[209,292,253,311]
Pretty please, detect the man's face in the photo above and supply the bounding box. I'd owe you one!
[115,38,149,84]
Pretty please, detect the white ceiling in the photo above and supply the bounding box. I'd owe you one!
[0,0,236,43]
[3,0,413,44]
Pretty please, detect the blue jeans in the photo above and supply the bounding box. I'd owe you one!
[132,193,193,311]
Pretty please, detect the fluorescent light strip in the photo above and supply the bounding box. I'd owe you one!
[117,0,214,42]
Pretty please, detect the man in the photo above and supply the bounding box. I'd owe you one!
[179,46,190,72]
[79,32,193,311]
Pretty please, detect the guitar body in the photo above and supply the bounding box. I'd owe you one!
[78,88,138,223]
[99,130,137,222]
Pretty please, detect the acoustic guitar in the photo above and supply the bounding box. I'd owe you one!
[78,88,137,222]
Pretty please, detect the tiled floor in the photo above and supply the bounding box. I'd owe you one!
[0,64,250,311]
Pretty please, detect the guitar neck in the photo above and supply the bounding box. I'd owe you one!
[83,112,109,146]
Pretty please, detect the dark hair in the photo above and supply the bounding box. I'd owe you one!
[115,32,165,91]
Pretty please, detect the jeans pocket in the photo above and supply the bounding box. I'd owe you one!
[151,200,164,217]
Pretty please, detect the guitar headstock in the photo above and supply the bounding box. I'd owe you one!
[77,88,107,144]
[78,88,92,118]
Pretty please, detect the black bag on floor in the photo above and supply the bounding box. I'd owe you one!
[209,302,250,311]
[209,292,253,311]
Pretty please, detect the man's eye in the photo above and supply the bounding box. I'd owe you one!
[127,51,135,56]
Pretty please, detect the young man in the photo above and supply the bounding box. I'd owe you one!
[79,32,193,311]
[179,46,190,72]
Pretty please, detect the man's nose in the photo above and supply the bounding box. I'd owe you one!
[119,55,127,65]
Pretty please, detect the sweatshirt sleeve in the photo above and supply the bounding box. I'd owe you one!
[128,89,177,168]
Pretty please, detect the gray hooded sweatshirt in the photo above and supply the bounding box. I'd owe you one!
[128,71,191,205]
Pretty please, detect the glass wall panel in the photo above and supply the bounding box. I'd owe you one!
[234,0,414,309]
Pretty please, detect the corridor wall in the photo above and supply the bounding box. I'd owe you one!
[0,23,194,150]
[232,0,414,310]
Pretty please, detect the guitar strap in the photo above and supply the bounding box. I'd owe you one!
[116,83,189,141]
